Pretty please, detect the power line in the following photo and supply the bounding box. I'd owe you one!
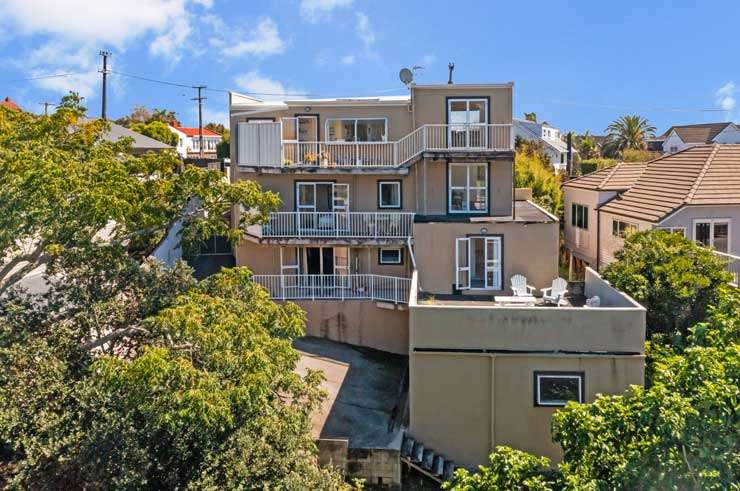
[546,98,726,113]
[8,72,93,82]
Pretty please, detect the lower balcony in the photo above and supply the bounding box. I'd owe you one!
[253,273,412,304]
[250,212,415,242]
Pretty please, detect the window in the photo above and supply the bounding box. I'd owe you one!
[448,163,488,213]
[448,98,488,148]
[612,219,636,238]
[658,227,686,237]
[534,372,584,407]
[326,118,387,142]
[455,236,502,290]
[694,219,730,253]
[669,146,678,153]
[571,203,589,230]
[379,248,403,265]
[378,181,401,209]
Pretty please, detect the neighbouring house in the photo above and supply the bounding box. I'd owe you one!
[513,118,575,171]
[653,122,740,154]
[229,81,645,484]
[168,122,221,158]
[563,144,740,283]
[103,122,173,155]
[1,96,20,111]
[562,162,646,277]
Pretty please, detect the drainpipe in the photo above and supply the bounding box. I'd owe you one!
[596,207,601,272]
[512,159,516,220]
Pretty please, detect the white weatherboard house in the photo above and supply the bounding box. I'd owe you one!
[168,123,221,158]
[513,118,574,171]
[658,122,740,154]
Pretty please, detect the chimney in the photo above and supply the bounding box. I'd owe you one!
[447,62,455,84]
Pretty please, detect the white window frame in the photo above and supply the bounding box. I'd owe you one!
[535,372,584,407]
[324,117,388,142]
[657,226,686,237]
[612,219,637,238]
[693,218,731,252]
[448,162,489,214]
[378,181,402,209]
[447,98,489,148]
[455,236,501,291]
[296,182,350,213]
[379,248,402,265]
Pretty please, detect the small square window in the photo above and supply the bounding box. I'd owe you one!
[379,248,402,265]
[378,181,401,209]
[534,372,584,406]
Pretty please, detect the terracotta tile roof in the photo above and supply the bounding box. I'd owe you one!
[599,144,740,222]
[1,97,20,111]
[659,122,733,143]
[170,124,220,137]
[562,162,646,191]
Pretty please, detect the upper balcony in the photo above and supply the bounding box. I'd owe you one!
[236,122,513,169]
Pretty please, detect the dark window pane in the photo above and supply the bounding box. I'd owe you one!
[714,223,729,253]
[538,375,582,405]
[695,222,711,247]
[571,204,576,226]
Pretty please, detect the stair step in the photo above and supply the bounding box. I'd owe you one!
[401,435,415,457]
[412,442,424,463]
[432,455,445,476]
[422,449,434,470]
[443,460,455,481]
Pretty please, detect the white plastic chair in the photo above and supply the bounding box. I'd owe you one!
[510,274,535,297]
[541,277,568,306]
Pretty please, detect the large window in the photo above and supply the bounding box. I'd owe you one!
[694,219,730,253]
[534,372,585,407]
[447,98,488,148]
[325,118,387,142]
[448,163,488,213]
[612,219,636,238]
[571,203,588,229]
[378,180,401,209]
[455,236,502,290]
[379,248,403,265]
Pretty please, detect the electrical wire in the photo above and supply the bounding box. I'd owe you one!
[8,72,94,82]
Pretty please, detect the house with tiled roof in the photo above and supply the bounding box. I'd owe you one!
[168,122,221,158]
[562,162,647,276]
[657,122,740,154]
[1,97,21,111]
[564,144,740,274]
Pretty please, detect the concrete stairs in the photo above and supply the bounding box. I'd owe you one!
[400,432,456,484]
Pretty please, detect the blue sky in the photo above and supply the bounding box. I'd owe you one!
[1,0,739,134]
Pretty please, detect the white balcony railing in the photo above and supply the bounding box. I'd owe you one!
[715,251,740,287]
[253,274,412,303]
[260,212,414,239]
[239,123,512,168]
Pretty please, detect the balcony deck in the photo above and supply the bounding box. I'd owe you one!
[253,273,412,304]
[237,123,513,170]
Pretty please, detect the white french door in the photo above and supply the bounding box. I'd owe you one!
[296,182,350,232]
[447,98,488,149]
[455,236,502,291]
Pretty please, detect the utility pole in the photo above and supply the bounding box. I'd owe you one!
[192,86,207,158]
[39,101,54,116]
[98,50,111,120]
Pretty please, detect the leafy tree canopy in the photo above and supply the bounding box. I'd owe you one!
[115,106,178,128]
[131,120,179,146]
[0,91,279,296]
[603,115,656,158]
[601,229,731,340]
[514,148,563,216]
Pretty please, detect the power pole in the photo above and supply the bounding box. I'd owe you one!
[98,50,112,120]
[39,101,54,116]
[192,86,207,158]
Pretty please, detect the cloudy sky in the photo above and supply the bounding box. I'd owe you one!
[1,0,739,133]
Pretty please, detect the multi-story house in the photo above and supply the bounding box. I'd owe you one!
[652,122,740,154]
[228,81,646,482]
[513,118,574,171]
[563,145,740,283]
[168,122,221,158]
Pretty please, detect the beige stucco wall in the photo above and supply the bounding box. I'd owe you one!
[411,85,513,126]
[563,187,617,265]
[409,353,645,467]
[294,300,408,354]
[412,220,559,295]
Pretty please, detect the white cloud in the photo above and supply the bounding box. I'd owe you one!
[149,14,192,62]
[200,106,230,128]
[355,12,376,48]
[716,81,737,113]
[218,18,285,57]
[300,0,353,22]
[24,42,100,97]
[341,55,355,65]
[234,70,306,101]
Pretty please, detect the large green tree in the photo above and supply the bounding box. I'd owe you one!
[514,148,563,216]
[601,229,731,340]
[0,93,278,296]
[603,115,656,158]
[131,120,179,146]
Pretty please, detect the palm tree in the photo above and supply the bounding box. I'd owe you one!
[603,115,656,158]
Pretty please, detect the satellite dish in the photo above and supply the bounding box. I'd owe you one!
[399,68,414,85]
